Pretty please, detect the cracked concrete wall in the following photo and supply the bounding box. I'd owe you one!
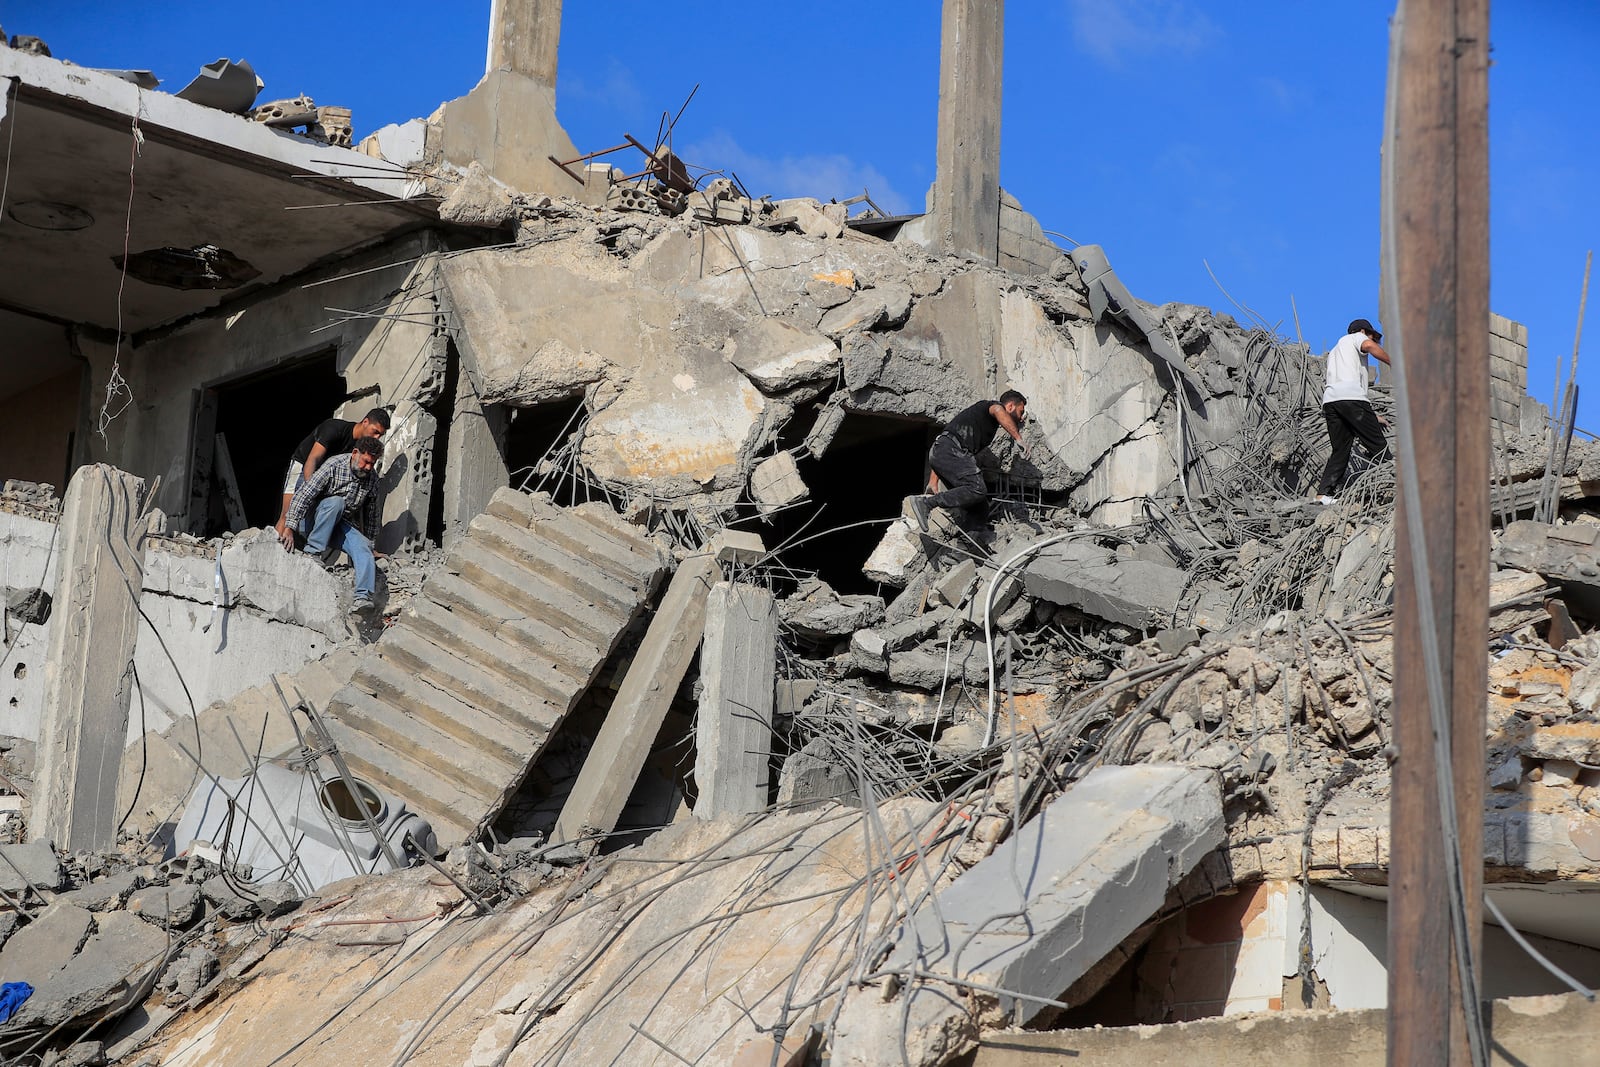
[82,233,449,547]
[0,519,349,745]
[0,509,61,739]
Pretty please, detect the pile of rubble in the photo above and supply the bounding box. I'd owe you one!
[7,52,1600,1063]
[0,838,302,1062]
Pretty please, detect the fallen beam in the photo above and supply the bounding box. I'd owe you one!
[554,552,722,849]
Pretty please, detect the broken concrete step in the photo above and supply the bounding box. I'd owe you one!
[448,541,619,649]
[325,686,521,802]
[403,597,583,708]
[287,646,363,708]
[349,657,532,767]
[488,491,661,588]
[529,502,663,586]
[466,512,639,614]
[570,498,662,556]
[423,571,602,668]
[377,626,567,728]
[312,719,477,844]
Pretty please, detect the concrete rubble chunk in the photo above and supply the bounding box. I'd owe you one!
[777,738,858,809]
[0,839,64,895]
[5,586,51,624]
[832,766,1223,1064]
[852,607,959,674]
[695,582,779,818]
[863,519,927,588]
[710,529,767,566]
[749,451,810,514]
[1495,520,1600,617]
[10,910,169,1030]
[781,589,885,641]
[437,160,518,228]
[775,197,844,240]
[726,319,840,392]
[554,553,722,847]
[0,900,94,992]
[818,291,891,338]
[201,875,262,921]
[931,559,977,608]
[127,883,202,928]
[1023,539,1185,630]
[60,870,141,912]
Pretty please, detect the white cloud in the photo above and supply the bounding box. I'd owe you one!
[677,131,914,216]
[559,57,645,116]
[1066,0,1221,67]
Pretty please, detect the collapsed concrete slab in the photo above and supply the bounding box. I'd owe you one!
[831,766,1223,1064]
[1023,539,1186,630]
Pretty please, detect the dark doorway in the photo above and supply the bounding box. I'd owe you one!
[500,395,588,505]
[763,411,933,594]
[196,352,347,536]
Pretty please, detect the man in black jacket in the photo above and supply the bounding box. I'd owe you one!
[908,390,1029,531]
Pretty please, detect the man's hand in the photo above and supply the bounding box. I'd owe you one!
[276,525,295,551]
[1377,415,1389,428]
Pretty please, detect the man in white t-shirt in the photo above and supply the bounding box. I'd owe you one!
[1314,317,1392,503]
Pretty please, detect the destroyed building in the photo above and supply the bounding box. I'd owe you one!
[0,4,1597,1065]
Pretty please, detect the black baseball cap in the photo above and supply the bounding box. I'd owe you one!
[1348,318,1382,342]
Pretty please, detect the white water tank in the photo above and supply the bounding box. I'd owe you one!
[173,762,438,893]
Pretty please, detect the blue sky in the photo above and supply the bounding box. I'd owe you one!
[8,2,1597,429]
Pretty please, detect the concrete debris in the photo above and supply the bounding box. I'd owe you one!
[174,58,263,114]
[0,840,64,895]
[1023,539,1186,629]
[7,27,1600,1066]
[834,767,1223,1062]
[438,161,518,228]
[780,582,885,643]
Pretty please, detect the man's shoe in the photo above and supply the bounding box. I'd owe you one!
[350,597,376,617]
[907,495,934,532]
[1313,495,1338,506]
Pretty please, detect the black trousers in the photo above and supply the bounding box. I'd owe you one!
[1318,399,1389,496]
[928,433,988,521]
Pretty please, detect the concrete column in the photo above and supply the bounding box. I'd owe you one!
[694,582,778,819]
[486,0,562,86]
[933,0,1004,264]
[33,464,149,852]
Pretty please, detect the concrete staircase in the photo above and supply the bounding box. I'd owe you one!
[320,489,667,846]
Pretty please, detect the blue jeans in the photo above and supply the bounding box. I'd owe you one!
[299,496,375,601]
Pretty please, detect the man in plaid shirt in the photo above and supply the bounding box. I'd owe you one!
[280,436,385,615]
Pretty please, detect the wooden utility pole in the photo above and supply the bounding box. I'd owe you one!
[1385,0,1490,1063]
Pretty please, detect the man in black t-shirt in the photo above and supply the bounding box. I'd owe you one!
[908,390,1029,532]
[273,407,391,539]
